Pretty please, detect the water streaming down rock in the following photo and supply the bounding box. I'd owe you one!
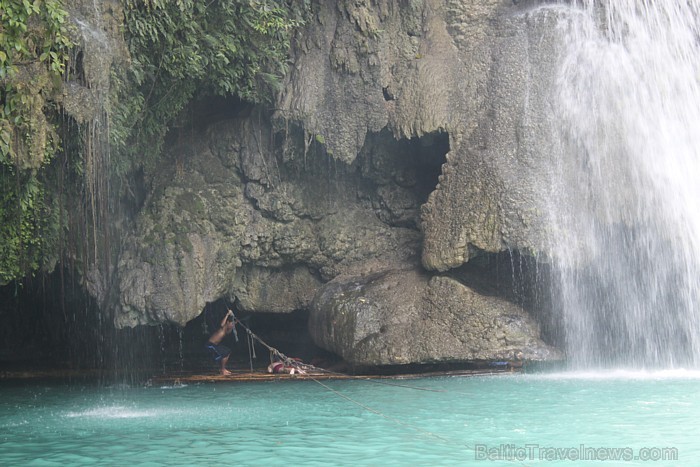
[545,0,700,368]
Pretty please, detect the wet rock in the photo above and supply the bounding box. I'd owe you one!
[309,266,561,365]
[278,1,567,270]
[110,0,569,365]
[114,117,421,326]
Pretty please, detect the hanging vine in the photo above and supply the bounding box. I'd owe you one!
[0,0,73,284]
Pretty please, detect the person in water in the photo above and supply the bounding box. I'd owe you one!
[206,309,235,375]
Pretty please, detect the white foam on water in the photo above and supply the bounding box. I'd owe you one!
[524,368,700,381]
[64,406,177,419]
[159,384,188,390]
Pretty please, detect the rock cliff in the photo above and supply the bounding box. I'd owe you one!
[111,0,566,364]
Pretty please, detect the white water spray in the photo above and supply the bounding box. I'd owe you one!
[546,0,700,368]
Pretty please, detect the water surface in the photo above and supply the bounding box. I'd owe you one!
[1,372,696,465]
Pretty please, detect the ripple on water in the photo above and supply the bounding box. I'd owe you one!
[1,376,698,464]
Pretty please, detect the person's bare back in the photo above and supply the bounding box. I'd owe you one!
[205,309,235,375]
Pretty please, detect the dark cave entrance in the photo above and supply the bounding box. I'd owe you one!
[0,277,339,382]
[0,271,194,383]
[193,298,340,373]
[451,249,562,349]
[400,130,450,204]
[357,128,449,228]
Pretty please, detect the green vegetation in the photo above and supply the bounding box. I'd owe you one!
[0,0,309,284]
[0,0,72,284]
[0,0,72,165]
[0,169,59,283]
[113,0,307,172]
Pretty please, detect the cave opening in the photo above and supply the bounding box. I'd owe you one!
[0,275,341,382]
[196,299,341,373]
[0,271,190,383]
[407,130,450,203]
[357,128,449,228]
[451,249,562,349]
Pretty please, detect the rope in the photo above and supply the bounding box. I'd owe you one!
[227,313,517,453]
[232,317,447,392]
[246,332,254,372]
[234,318,302,369]
[308,376,453,443]
[230,314,477,445]
[317,368,447,393]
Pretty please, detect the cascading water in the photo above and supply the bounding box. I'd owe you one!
[546,0,700,368]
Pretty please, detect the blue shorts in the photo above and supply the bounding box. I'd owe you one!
[205,342,231,362]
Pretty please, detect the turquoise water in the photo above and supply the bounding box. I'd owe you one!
[1,371,697,465]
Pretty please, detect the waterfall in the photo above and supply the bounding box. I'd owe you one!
[546,0,700,368]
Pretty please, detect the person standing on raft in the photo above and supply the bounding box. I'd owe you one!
[206,309,236,375]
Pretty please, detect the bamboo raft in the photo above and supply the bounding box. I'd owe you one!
[149,367,517,385]
[142,312,523,385]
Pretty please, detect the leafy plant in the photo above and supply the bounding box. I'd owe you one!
[114,0,308,172]
[0,0,73,165]
[0,0,311,284]
[0,0,73,284]
[0,166,62,284]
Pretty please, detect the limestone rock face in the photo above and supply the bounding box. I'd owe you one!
[114,117,421,326]
[309,266,560,366]
[279,1,567,270]
[112,0,567,364]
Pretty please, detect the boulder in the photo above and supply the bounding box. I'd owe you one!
[309,265,561,365]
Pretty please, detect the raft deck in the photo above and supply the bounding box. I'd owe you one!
[149,367,518,385]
